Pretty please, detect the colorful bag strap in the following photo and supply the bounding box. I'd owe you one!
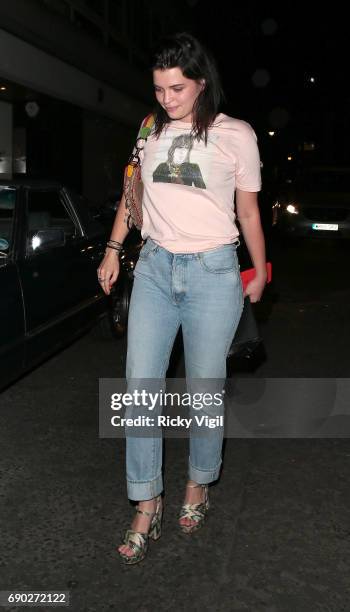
[138,113,155,139]
[126,114,155,178]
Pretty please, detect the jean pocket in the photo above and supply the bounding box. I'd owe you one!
[198,244,239,274]
[138,239,159,261]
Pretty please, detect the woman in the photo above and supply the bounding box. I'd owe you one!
[98,32,267,565]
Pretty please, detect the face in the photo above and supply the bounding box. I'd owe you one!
[153,67,205,123]
[173,147,188,165]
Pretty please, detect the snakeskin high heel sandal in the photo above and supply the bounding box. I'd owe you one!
[178,483,210,535]
[118,495,163,565]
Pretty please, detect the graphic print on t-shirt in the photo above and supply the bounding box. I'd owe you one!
[152,133,206,189]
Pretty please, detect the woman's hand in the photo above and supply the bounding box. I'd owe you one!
[243,272,267,303]
[97,249,120,296]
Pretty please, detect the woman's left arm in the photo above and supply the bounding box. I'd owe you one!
[235,189,267,302]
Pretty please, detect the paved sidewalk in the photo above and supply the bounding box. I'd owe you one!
[1,329,349,611]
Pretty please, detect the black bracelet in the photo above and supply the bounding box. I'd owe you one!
[106,244,122,252]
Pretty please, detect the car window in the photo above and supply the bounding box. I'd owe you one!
[0,187,16,252]
[26,189,77,254]
[66,188,105,237]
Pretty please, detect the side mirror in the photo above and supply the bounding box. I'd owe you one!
[30,228,66,251]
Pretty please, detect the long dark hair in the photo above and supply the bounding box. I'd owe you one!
[150,32,225,144]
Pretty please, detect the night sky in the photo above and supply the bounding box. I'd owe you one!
[166,0,349,167]
[183,2,347,102]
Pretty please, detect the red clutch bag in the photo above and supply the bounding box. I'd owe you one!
[240,262,272,291]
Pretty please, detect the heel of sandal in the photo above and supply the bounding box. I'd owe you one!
[178,484,209,535]
[149,495,163,540]
[118,494,163,565]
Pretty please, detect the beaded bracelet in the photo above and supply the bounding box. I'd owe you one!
[107,239,123,248]
[107,239,123,249]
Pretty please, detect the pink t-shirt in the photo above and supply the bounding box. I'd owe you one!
[138,112,261,253]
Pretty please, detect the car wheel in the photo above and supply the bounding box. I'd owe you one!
[94,312,116,340]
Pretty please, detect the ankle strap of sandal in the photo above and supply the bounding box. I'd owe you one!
[186,483,207,488]
[135,495,162,517]
[136,507,155,517]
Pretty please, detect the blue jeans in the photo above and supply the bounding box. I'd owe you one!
[124,238,244,500]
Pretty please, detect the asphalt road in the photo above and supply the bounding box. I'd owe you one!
[1,235,350,611]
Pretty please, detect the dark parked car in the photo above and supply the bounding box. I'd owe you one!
[272,166,350,239]
[0,178,118,390]
[0,177,269,391]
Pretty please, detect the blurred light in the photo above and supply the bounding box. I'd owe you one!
[286,204,298,215]
[25,101,40,117]
[0,86,6,91]
[287,155,293,161]
[261,18,278,35]
[303,142,315,151]
[309,76,315,83]
[269,107,290,128]
[268,131,275,136]
[251,69,271,88]
[32,235,41,250]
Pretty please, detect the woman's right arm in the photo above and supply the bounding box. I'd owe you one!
[98,192,130,295]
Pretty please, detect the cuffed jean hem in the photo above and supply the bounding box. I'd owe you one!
[126,472,163,501]
[188,458,222,484]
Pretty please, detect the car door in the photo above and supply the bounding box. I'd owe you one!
[0,185,25,389]
[62,187,107,309]
[17,186,92,365]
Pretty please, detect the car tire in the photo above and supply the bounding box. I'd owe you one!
[93,312,116,340]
